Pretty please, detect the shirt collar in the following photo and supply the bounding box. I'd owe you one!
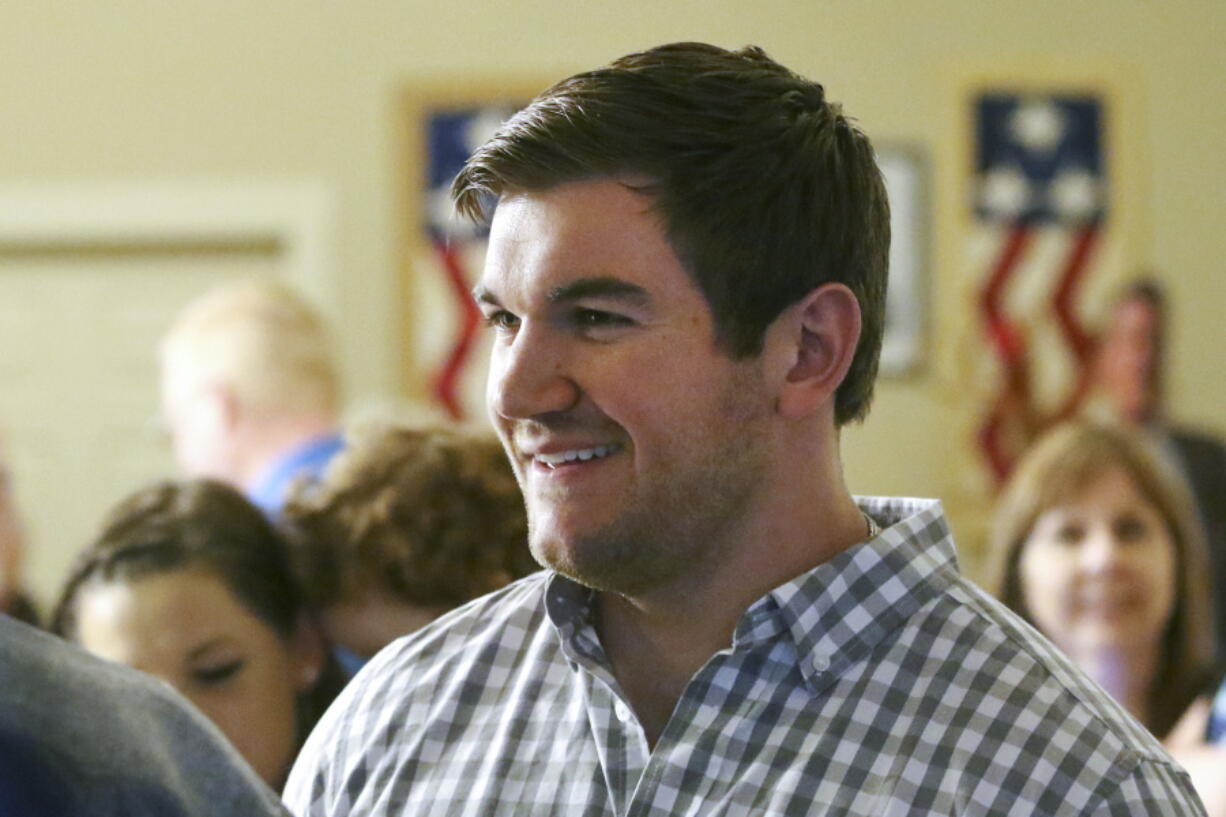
[762,497,959,690]
[543,497,960,691]
[543,574,603,666]
[544,573,597,640]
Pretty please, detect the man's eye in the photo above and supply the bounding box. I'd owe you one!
[573,309,631,329]
[192,659,244,685]
[482,310,520,331]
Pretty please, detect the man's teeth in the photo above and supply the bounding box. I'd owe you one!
[536,445,619,468]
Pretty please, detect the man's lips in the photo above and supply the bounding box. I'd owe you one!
[524,443,624,470]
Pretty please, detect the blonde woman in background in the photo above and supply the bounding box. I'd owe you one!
[987,420,1223,812]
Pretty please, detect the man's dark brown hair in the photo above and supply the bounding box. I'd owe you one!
[452,42,890,425]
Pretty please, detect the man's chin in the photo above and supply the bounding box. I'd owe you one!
[529,536,591,584]
[529,534,667,598]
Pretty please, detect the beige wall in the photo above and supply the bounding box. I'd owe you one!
[1,0,1223,598]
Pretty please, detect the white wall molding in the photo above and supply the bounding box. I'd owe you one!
[0,180,338,313]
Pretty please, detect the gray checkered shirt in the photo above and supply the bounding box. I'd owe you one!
[285,497,1205,816]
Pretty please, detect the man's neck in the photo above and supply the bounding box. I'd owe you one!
[595,461,869,747]
[235,415,338,493]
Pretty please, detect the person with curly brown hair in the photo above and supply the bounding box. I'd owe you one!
[282,423,535,673]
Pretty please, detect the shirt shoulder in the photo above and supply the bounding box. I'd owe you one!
[364,568,555,683]
[948,577,1166,753]
[900,577,1204,813]
[1090,758,1208,816]
[285,572,559,816]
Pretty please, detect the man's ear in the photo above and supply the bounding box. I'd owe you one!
[776,283,861,420]
[200,381,241,435]
[289,611,327,691]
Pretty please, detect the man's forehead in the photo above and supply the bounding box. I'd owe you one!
[477,180,680,298]
[488,180,659,235]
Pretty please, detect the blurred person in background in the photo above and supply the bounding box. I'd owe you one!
[159,279,344,517]
[283,424,535,675]
[1091,278,1226,658]
[0,614,289,816]
[988,420,1226,812]
[50,479,345,788]
[0,443,39,625]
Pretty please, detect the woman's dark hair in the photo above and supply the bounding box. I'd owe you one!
[50,479,345,738]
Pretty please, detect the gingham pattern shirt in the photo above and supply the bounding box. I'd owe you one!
[284,497,1205,816]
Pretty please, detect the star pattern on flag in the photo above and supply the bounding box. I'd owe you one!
[975,94,1106,226]
[1010,98,1066,152]
[973,92,1107,482]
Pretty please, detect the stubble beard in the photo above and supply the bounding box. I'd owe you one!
[527,380,772,599]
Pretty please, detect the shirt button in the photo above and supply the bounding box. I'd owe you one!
[614,701,631,723]
[812,653,830,673]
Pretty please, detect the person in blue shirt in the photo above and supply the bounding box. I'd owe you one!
[159,279,343,517]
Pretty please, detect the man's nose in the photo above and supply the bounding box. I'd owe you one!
[488,325,580,421]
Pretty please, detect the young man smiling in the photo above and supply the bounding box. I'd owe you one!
[286,43,1205,816]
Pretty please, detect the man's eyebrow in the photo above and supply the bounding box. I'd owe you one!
[472,277,650,308]
[471,285,500,306]
[547,277,649,305]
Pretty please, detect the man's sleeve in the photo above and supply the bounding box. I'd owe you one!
[282,702,344,817]
[1089,760,1208,817]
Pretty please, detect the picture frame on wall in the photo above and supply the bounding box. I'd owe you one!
[399,88,538,422]
[875,145,928,377]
